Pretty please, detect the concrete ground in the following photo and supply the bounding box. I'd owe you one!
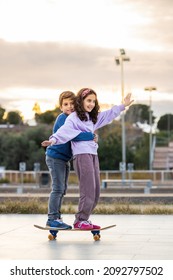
[0,214,173,260]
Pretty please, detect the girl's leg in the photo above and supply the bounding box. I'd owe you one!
[86,155,101,229]
[73,154,97,223]
[91,155,100,211]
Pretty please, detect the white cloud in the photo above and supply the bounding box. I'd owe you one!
[0,0,173,120]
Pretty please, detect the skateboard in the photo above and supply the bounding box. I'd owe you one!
[34,224,116,241]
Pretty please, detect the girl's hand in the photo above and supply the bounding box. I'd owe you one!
[41,140,52,147]
[123,93,134,107]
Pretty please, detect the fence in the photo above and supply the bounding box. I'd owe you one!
[0,170,173,185]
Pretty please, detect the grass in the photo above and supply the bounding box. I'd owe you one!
[0,199,173,214]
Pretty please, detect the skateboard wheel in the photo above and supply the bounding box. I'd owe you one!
[93,234,100,241]
[48,234,56,240]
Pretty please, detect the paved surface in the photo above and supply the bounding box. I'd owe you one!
[0,214,173,260]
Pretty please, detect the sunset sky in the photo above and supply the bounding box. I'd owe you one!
[0,0,173,123]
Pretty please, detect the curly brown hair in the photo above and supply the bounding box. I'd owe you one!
[74,88,100,124]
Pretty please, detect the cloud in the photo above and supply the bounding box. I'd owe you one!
[0,0,173,122]
[0,0,173,94]
[125,50,173,92]
[0,39,115,89]
[129,0,173,49]
[0,39,173,94]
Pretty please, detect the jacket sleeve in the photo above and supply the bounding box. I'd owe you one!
[49,117,81,145]
[94,104,125,130]
[53,114,66,133]
[73,132,94,142]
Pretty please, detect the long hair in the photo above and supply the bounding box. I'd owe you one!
[74,88,100,124]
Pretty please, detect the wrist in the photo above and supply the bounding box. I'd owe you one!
[50,137,57,145]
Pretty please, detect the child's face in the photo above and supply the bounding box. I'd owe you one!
[60,98,74,115]
[83,94,96,112]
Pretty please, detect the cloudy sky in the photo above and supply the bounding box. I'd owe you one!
[0,0,173,122]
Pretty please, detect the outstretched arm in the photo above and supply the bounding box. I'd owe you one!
[94,92,134,131]
[41,118,81,147]
[42,131,96,146]
[123,93,134,107]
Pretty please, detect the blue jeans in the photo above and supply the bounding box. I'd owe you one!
[46,155,70,221]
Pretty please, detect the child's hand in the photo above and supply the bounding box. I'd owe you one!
[41,140,52,147]
[93,134,99,143]
[123,93,134,107]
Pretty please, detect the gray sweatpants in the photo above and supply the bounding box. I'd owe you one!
[73,154,100,224]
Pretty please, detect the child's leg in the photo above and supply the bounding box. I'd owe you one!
[91,155,100,211]
[46,156,70,221]
[87,155,101,229]
[73,154,98,223]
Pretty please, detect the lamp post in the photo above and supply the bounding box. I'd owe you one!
[115,49,130,179]
[144,87,157,170]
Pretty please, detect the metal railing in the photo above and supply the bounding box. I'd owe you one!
[0,170,173,186]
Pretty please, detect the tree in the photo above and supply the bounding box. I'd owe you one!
[98,133,122,170]
[125,104,156,125]
[0,124,51,170]
[0,105,5,124]
[157,114,173,131]
[0,120,149,170]
[35,107,61,125]
[132,133,149,169]
[98,120,135,170]
[5,111,23,125]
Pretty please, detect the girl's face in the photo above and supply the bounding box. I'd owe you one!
[60,98,74,115]
[83,94,96,112]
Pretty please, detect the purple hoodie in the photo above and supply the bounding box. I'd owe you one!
[50,104,125,156]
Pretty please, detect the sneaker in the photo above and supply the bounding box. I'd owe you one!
[46,219,72,230]
[74,221,93,230]
[88,220,101,229]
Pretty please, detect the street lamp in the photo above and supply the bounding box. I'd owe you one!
[144,87,157,170]
[115,49,130,179]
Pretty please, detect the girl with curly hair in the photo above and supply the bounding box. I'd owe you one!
[42,89,133,230]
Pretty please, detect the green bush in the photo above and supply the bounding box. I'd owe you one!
[0,178,10,184]
[0,200,173,215]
